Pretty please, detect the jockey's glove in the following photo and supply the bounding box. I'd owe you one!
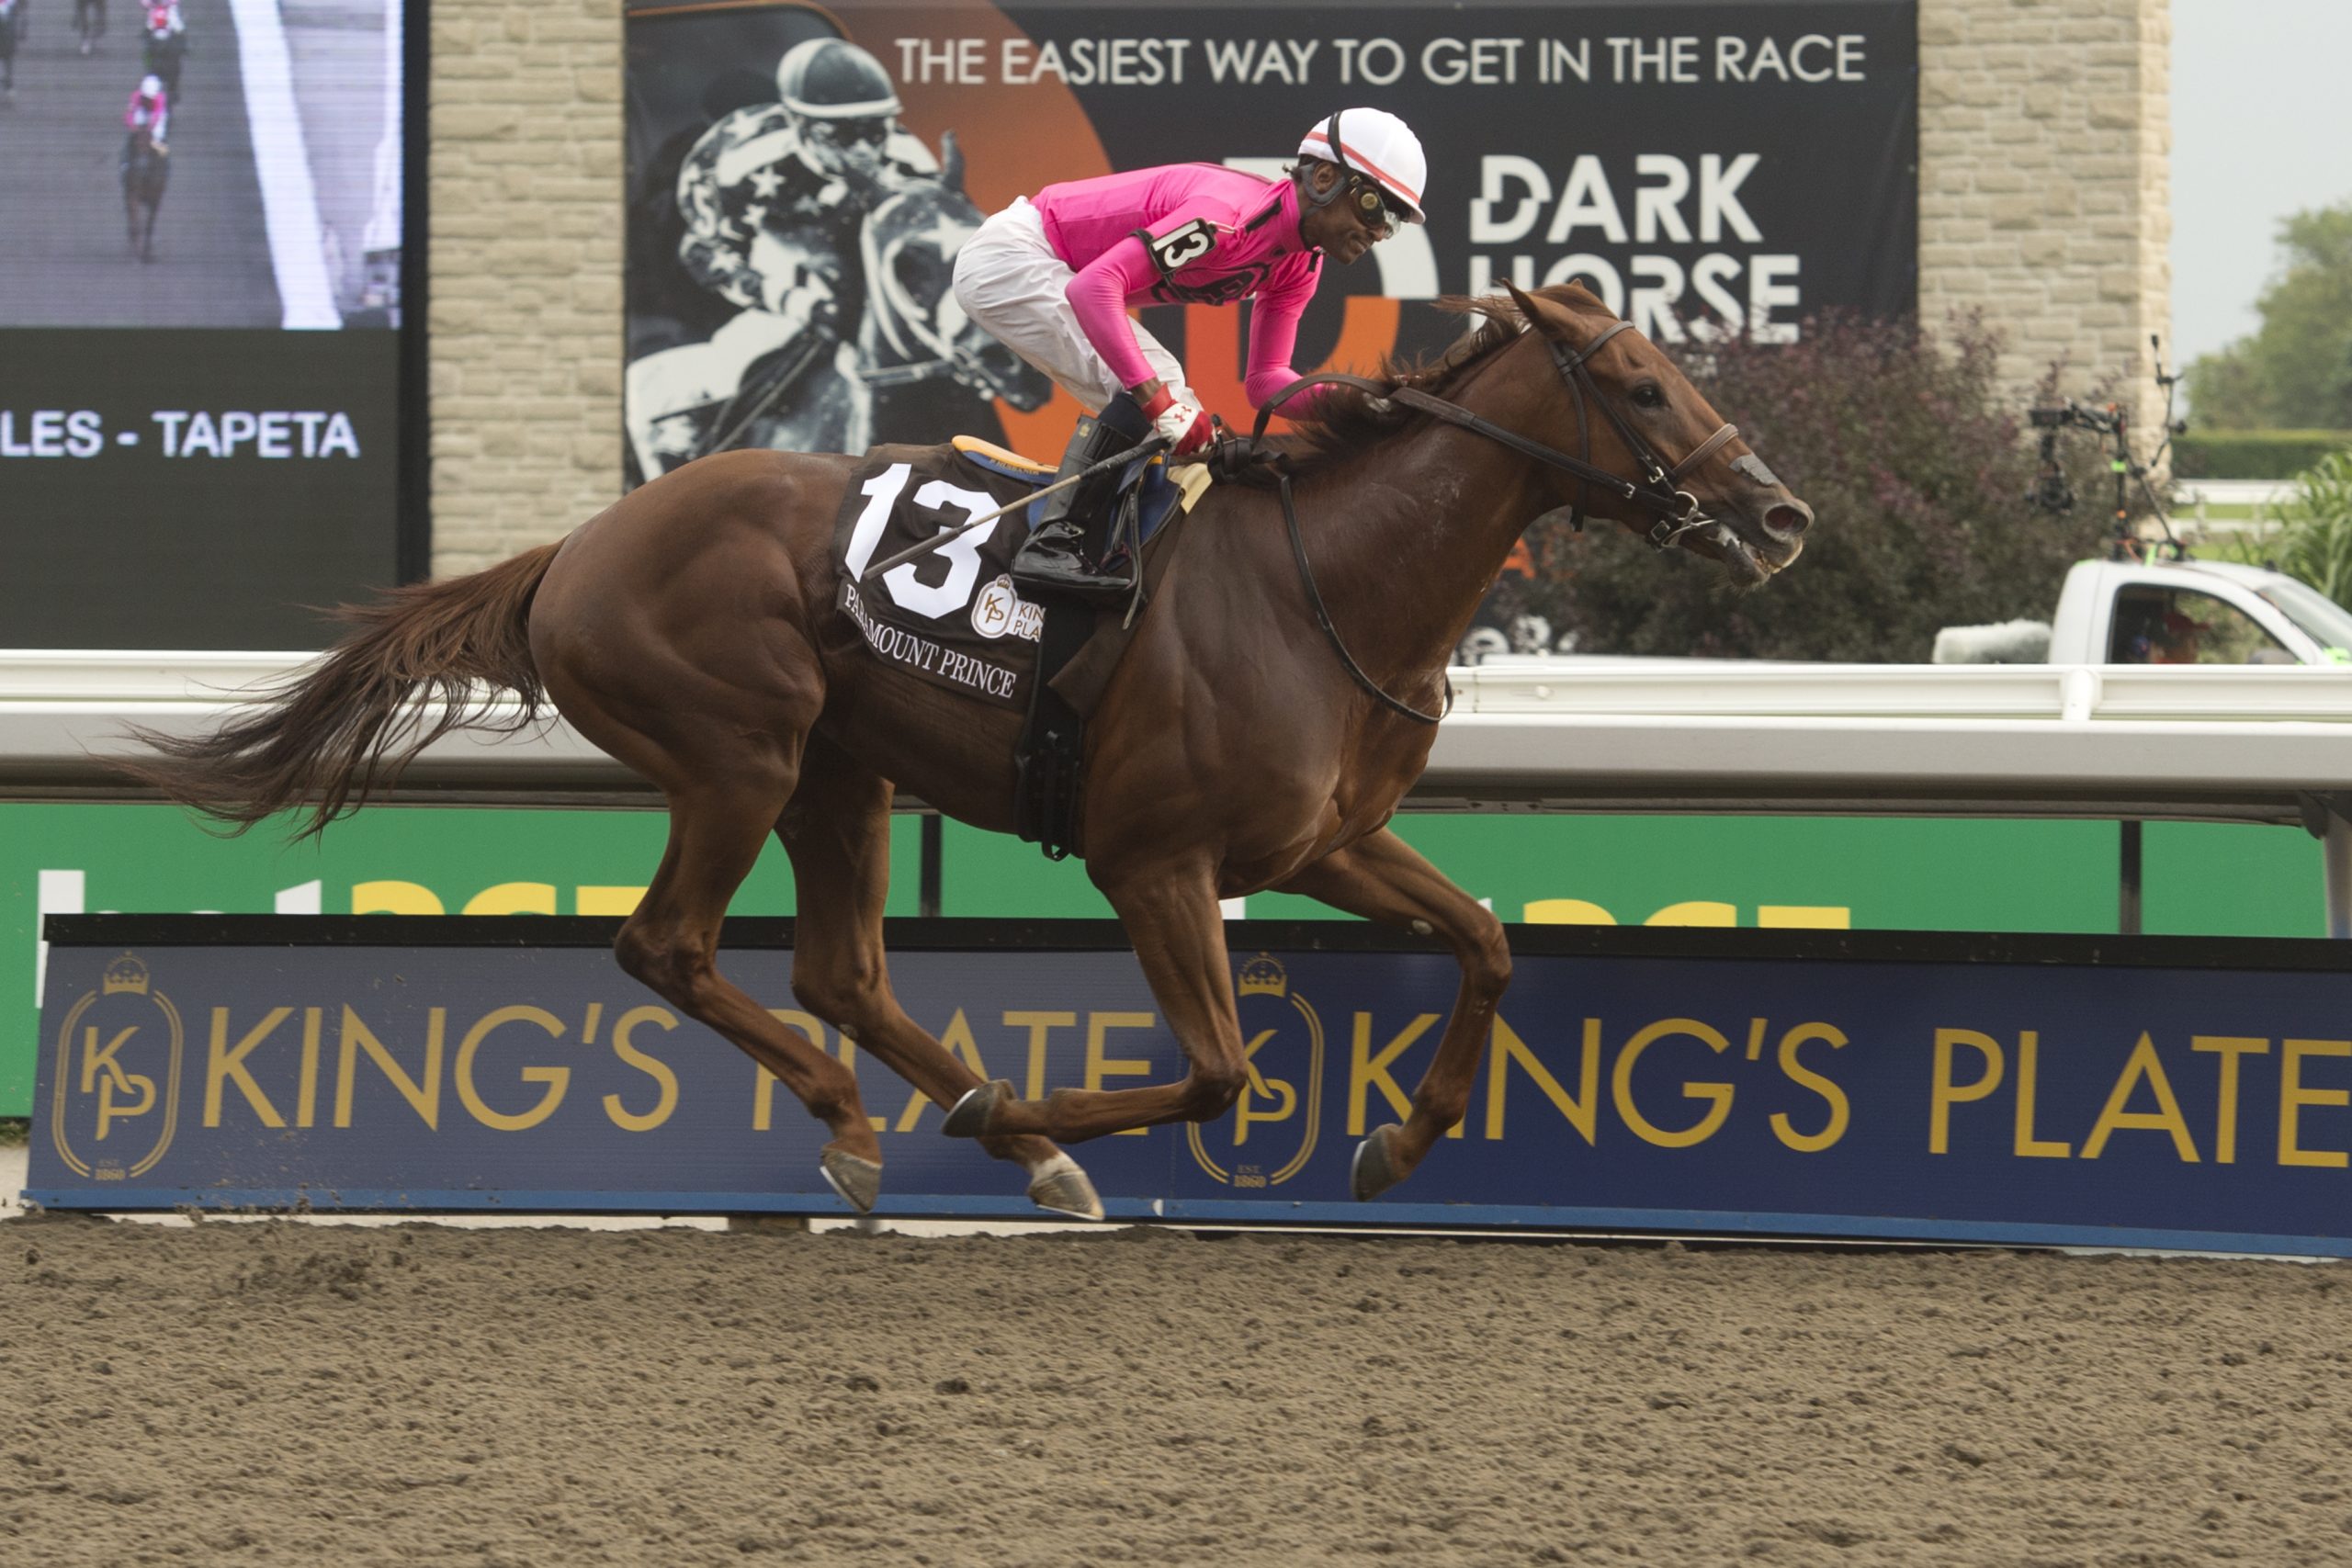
[1138,384,1213,457]
[761,267,838,327]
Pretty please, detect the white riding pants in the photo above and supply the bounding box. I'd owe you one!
[950,196,1194,416]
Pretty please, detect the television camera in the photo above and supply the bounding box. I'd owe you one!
[2024,335,2188,560]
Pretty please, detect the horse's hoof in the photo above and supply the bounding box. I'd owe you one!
[1351,1123,1406,1201]
[819,1148,883,1214]
[1025,1155,1104,1222]
[942,1078,1013,1139]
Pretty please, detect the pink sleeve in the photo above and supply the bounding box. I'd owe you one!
[1241,259,1328,417]
[1063,236,1164,394]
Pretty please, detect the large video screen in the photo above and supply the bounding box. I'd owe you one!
[622,0,1917,483]
[0,0,421,649]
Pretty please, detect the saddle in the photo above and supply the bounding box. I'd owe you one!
[831,435,1211,856]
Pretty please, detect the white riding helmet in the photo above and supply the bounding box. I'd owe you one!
[1297,108,1427,225]
[140,73,164,96]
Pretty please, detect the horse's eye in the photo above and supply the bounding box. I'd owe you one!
[1633,382,1667,410]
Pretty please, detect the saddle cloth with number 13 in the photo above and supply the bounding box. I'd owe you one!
[831,435,1204,711]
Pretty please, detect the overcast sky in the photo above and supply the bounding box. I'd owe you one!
[2169,0,2352,368]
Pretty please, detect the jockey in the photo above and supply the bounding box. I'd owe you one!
[673,37,934,330]
[141,0,187,94]
[951,107,1428,601]
[124,73,169,151]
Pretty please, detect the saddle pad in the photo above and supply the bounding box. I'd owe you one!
[832,441,1208,712]
[834,443,1048,710]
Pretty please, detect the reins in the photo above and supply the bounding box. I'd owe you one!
[1271,465,1455,725]
[1243,313,1738,726]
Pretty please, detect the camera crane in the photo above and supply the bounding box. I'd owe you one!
[2026,334,2189,562]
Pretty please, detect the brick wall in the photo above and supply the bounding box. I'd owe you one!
[424,0,2173,573]
[1917,0,2172,435]
[426,0,623,577]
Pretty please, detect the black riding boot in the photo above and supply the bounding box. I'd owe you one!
[1010,397,1150,604]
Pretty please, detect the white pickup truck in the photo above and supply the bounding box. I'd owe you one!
[1935,556,2352,667]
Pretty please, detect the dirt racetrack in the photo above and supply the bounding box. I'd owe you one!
[2,1217,2348,1567]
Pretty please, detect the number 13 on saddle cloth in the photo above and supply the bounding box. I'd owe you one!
[832,434,1210,711]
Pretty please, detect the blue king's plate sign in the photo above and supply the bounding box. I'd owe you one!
[28,921,2352,1258]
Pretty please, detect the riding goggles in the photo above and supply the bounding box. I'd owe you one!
[807,117,890,149]
[1345,178,1412,241]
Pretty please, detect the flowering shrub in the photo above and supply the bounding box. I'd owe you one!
[1508,314,2118,661]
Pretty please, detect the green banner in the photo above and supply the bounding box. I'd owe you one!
[3,805,2326,1114]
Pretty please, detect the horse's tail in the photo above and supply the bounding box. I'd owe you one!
[123,542,562,840]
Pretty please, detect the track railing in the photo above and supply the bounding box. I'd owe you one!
[4,651,2349,931]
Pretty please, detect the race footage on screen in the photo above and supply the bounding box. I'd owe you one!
[0,0,414,649]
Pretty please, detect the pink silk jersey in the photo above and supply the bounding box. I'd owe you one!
[1032,164,1329,412]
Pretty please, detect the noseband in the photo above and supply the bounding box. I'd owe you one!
[1247,315,1740,725]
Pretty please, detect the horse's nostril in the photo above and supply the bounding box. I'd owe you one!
[1765,501,1813,538]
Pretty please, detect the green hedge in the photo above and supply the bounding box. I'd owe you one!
[2173,430,2352,479]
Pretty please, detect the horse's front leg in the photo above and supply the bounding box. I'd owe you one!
[944,856,1248,1144]
[1272,826,1511,1199]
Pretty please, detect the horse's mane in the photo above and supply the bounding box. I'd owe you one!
[1277,288,1566,476]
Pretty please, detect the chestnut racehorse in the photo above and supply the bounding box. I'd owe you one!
[130,281,1814,1220]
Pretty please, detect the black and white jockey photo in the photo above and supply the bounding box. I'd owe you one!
[624,15,1049,485]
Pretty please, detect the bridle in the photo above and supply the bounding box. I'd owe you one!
[1533,321,1742,548]
[1248,310,1741,724]
[854,194,1025,401]
[695,190,1023,460]
[1255,317,1739,550]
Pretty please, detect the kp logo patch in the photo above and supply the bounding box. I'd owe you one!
[49,953,183,1181]
[1190,954,1324,1188]
[969,574,1043,641]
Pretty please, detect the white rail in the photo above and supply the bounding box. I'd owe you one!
[4,651,2349,931]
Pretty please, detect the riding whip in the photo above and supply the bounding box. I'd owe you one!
[855,434,1168,587]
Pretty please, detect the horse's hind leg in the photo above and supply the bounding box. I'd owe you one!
[613,773,886,1210]
[777,738,1102,1219]
[1272,827,1510,1199]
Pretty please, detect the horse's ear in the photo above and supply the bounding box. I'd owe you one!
[1500,278,1543,331]
[939,130,965,194]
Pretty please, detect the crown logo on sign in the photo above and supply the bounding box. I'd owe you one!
[102,953,151,996]
[1236,953,1287,998]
